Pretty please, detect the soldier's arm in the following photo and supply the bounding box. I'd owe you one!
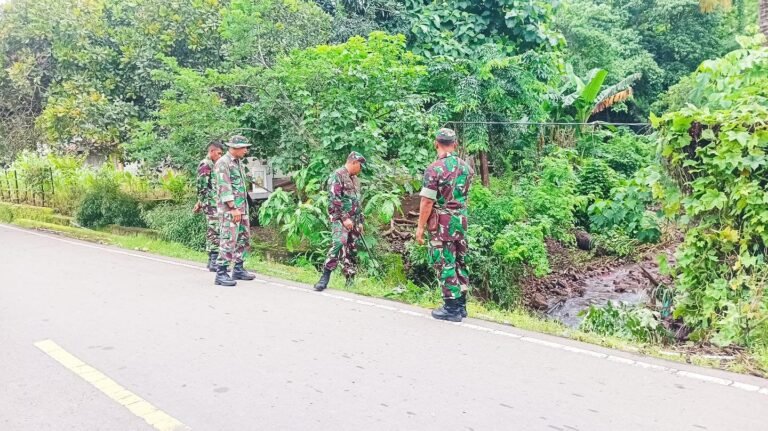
[216,162,235,209]
[327,172,344,222]
[415,166,438,243]
[196,162,210,204]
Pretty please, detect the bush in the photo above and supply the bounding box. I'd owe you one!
[492,223,550,277]
[577,129,654,178]
[75,174,145,228]
[142,203,207,251]
[653,37,768,347]
[589,173,661,243]
[581,302,670,344]
[576,159,618,200]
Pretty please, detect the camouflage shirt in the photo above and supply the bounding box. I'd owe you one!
[327,167,363,224]
[196,157,217,215]
[215,152,249,213]
[419,153,474,241]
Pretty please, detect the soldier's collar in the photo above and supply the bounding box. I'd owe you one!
[438,152,454,160]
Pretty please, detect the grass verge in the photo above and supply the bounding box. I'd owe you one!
[5,217,767,379]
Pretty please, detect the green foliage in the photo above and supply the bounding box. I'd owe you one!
[557,0,740,118]
[75,173,145,229]
[257,32,434,176]
[318,0,410,43]
[547,65,641,124]
[492,223,550,277]
[577,159,618,200]
[407,0,563,60]
[258,187,329,255]
[426,50,556,168]
[142,203,207,251]
[589,173,661,243]
[590,228,640,257]
[221,0,331,67]
[556,0,663,118]
[581,301,671,344]
[159,170,191,203]
[653,36,768,347]
[522,150,581,241]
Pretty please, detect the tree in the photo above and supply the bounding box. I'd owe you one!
[221,0,332,67]
[407,0,563,59]
[427,48,556,185]
[555,0,663,119]
[761,0,768,40]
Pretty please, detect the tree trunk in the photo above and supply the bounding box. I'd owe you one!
[479,151,490,187]
[760,0,768,42]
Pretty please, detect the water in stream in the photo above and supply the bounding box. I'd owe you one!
[545,264,652,328]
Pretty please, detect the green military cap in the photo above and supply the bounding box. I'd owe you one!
[436,128,457,144]
[226,135,251,148]
[347,151,366,164]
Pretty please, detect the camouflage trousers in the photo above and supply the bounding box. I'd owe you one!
[428,238,469,300]
[323,221,360,278]
[215,211,251,267]
[205,214,220,253]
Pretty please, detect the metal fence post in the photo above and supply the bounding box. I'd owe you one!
[13,170,20,204]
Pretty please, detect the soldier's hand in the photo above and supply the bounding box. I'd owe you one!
[343,218,354,231]
[231,208,242,223]
[415,226,425,245]
[193,202,202,213]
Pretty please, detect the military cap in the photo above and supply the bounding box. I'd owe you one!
[436,128,457,144]
[347,151,366,164]
[226,135,251,148]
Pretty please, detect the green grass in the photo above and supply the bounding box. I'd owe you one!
[0,202,73,226]
[5,215,768,378]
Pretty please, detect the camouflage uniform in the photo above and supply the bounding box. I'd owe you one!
[420,151,474,300]
[323,164,364,278]
[197,157,219,253]
[215,151,251,267]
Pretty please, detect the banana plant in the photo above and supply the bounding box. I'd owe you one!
[548,65,641,124]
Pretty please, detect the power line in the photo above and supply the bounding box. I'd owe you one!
[443,120,651,126]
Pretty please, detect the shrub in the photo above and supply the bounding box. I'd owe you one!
[589,174,661,243]
[492,223,550,277]
[576,159,618,200]
[142,203,207,251]
[75,174,145,228]
[581,302,670,344]
[653,37,768,347]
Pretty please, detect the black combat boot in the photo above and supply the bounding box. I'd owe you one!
[458,292,468,318]
[215,265,237,287]
[207,252,218,272]
[431,298,463,322]
[314,268,332,291]
[232,261,256,281]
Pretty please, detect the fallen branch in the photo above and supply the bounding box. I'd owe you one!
[394,218,417,225]
[639,265,660,287]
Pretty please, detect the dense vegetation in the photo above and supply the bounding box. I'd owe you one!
[1,0,767,364]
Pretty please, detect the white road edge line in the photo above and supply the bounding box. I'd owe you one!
[34,339,189,431]
[6,224,767,397]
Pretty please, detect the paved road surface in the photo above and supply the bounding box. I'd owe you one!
[1,225,766,431]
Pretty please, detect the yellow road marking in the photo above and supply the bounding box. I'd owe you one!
[34,339,189,431]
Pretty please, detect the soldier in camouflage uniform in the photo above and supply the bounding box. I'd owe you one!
[213,135,256,287]
[194,141,225,272]
[415,128,474,322]
[314,151,367,291]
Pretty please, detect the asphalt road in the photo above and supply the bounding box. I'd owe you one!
[1,224,766,431]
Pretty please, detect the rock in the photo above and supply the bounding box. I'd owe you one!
[532,293,549,310]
